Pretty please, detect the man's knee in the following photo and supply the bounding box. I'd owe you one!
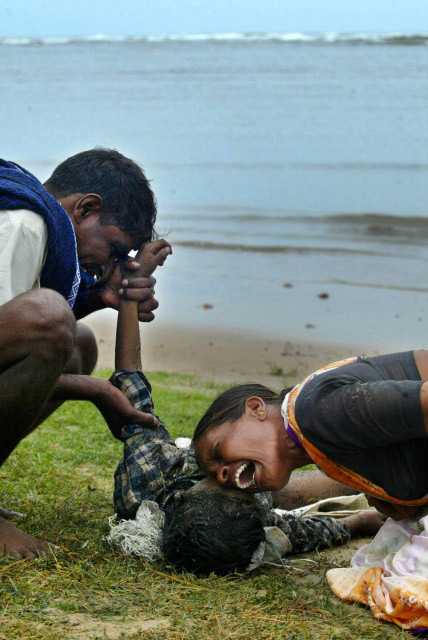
[31,289,76,360]
[13,289,77,366]
[64,322,98,376]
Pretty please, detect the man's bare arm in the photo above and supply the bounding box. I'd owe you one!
[55,240,171,437]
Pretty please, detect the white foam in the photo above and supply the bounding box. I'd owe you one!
[1,32,427,46]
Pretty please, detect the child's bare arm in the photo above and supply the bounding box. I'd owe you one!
[115,239,172,371]
[115,297,141,371]
[113,239,171,323]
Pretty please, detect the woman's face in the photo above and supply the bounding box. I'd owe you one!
[194,404,291,492]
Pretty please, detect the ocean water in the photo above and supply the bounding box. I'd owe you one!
[0,33,427,348]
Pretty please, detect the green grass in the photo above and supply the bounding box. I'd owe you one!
[0,370,402,639]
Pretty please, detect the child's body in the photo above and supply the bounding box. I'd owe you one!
[110,240,383,574]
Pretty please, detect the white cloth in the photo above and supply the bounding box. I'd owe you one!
[174,437,192,449]
[106,500,165,562]
[351,516,428,576]
[0,208,48,305]
[275,493,371,519]
[327,516,428,630]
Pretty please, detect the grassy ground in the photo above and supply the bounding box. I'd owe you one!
[0,371,404,640]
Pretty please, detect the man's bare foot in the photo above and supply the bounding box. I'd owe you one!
[0,517,57,559]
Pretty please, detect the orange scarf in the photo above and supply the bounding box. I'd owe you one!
[286,357,428,506]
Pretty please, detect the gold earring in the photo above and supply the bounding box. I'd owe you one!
[257,409,266,420]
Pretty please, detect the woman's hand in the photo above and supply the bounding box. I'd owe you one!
[366,495,422,521]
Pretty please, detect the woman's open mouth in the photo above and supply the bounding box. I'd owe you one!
[234,461,256,490]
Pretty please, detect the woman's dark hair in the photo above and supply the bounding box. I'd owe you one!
[162,491,266,576]
[193,383,293,445]
[44,147,157,244]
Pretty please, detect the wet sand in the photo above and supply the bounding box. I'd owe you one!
[85,310,382,387]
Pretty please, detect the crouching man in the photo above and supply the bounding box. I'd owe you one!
[0,149,162,558]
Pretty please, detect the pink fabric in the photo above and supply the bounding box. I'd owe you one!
[327,516,428,631]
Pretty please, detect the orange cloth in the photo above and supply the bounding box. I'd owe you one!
[286,357,428,506]
[327,566,428,631]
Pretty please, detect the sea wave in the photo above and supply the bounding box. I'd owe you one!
[165,211,428,247]
[155,161,428,171]
[165,208,428,227]
[173,240,390,256]
[330,279,428,293]
[1,32,427,46]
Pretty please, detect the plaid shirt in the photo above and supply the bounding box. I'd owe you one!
[111,370,351,554]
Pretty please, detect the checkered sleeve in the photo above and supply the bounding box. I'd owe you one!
[110,370,203,519]
[269,512,351,553]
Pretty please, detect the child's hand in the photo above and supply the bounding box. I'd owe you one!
[127,238,172,279]
[119,239,171,319]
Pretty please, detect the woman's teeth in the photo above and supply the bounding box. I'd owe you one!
[234,461,256,489]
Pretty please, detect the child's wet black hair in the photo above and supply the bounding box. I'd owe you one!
[162,490,266,575]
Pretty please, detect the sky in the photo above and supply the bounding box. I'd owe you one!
[1,0,427,38]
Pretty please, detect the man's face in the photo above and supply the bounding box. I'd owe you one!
[75,216,138,283]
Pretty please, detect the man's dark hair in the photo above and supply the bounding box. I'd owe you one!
[162,491,266,576]
[44,148,157,243]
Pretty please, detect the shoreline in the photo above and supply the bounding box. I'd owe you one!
[85,311,384,387]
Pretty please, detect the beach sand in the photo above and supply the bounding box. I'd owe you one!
[85,311,382,387]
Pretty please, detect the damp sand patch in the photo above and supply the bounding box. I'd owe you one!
[42,609,170,639]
